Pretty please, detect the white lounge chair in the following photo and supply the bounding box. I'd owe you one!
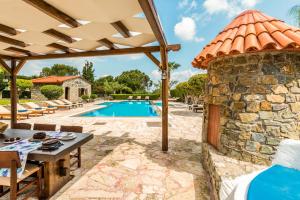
[45,101,71,110]
[25,102,56,114]
[17,104,43,116]
[128,96,133,100]
[53,100,74,108]
[61,99,83,107]
[0,106,30,120]
[145,96,150,100]
[136,96,141,100]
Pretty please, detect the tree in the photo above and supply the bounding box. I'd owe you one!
[289,5,300,27]
[82,61,95,83]
[93,75,114,96]
[40,85,63,100]
[172,81,190,100]
[115,70,152,92]
[40,64,79,76]
[188,74,207,96]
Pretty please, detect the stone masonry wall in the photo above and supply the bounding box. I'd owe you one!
[203,51,300,165]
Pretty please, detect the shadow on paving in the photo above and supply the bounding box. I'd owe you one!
[54,131,210,199]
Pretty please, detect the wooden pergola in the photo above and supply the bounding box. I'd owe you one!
[0,0,180,151]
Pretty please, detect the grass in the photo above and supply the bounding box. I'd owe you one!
[0,99,39,105]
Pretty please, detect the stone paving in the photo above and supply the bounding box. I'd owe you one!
[1,101,210,200]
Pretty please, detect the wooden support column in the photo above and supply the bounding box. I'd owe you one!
[160,46,168,151]
[10,59,17,128]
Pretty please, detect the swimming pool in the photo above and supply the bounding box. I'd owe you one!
[79,101,158,117]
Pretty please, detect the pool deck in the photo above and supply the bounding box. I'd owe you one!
[1,100,210,200]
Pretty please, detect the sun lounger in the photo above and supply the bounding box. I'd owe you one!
[45,101,71,110]
[18,104,43,116]
[189,104,202,110]
[25,102,56,114]
[136,96,141,100]
[145,96,150,100]
[193,106,203,113]
[128,96,133,100]
[0,106,30,120]
[53,100,73,107]
[61,99,83,107]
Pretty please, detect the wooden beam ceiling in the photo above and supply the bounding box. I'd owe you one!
[0,35,27,47]
[23,0,80,28]
[0,24,18,36]
[5,47,33,56]
[98,38,118,50]
[47,43,71,53]
[43,29,74,43]
[111,21,131,38]
[21,45,179,60]
[138,0,167,46]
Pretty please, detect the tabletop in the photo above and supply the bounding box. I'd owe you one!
[0,129,93,162]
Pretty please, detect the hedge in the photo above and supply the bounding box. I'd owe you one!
[40,85,63,100]
[111,94,160,100]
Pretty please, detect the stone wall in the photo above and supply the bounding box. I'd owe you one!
[203,51,300,165]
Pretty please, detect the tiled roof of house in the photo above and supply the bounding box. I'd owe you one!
[32,76,80,84]
[192,10,300,69]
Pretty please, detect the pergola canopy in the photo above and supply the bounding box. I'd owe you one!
[0,0,179,60]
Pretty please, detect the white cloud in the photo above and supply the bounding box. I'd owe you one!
[151,70,161,81]
[178,0,189,9]
[178,0,198,11]
[195,37,205,43]
[171,69,198,83]
[203,0,259,17]
[175,17,196,41]
[174,17,205,43]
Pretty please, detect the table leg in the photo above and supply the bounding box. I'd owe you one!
[43,154,71,198]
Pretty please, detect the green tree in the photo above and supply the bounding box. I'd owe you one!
[290,5,300,27]
[40,85,63,100]
[93,75,114,96]
[116,70,152,92]
[40,64,79,76]
[188,74,207,96]
[82,61,95,83]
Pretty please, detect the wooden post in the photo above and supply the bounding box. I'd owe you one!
[10,59,17,128]
[160,46,168,151]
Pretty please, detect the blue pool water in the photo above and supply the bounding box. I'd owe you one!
[79,101,158,117]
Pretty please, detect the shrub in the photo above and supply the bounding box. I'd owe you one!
[111,94,160,100]
[90,94,97,99]
[40,85,63,100]
[81,95,89,101]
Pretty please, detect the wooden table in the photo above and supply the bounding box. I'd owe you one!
[0,129,93,198]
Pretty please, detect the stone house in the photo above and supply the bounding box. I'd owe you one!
[192,10,300,165]
[32,76,91,102]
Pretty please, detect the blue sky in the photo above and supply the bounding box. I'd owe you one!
[19,0,299,84]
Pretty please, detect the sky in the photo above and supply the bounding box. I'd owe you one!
[19,0,299,84]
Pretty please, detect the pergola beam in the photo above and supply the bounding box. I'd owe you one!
[23,0,80,28]
[111,21,131,38]
[48,43,71,53]
[21,45,179,60]
[0,23,18,36]
[5,47,33,56]
[138,0,167,46]
[98,38,118,50]
[144,52,160,68]
[43,29,75,43]
[0,35,27,48]
[14,60,27,75]
[0,58,11,73]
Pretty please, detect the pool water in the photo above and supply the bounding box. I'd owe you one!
[79,101,158,117]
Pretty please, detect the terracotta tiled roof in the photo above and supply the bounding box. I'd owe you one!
[32,76,80,84]
[192,10,300,69]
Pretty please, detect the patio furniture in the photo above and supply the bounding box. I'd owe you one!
[60,125,83,168]
[17,104,44,117]
[25,102,56,114]
[128,96,133,100]
[62,99,83,107]
[53,100,74,108]
[13,123,32,130]
[193,106,203,113]
[44,101,71,110]
[33,123,56,131]
[136,96,142,100]
[0,129,93,198]
[0,106,30,120]
[145,96,150,100]
[0,151,42,200]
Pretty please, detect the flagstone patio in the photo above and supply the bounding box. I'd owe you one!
[2,101,210,200]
